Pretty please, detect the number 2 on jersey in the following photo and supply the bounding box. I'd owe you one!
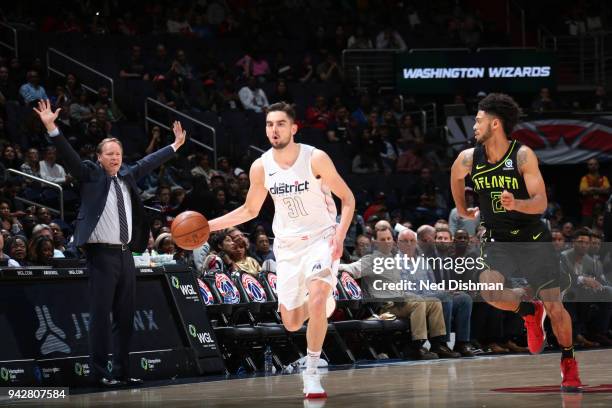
[282,196,309,218]
[491,191,506,213]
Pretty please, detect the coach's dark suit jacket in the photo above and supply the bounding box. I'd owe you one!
[51,131,175,250]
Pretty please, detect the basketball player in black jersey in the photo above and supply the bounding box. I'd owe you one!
[450,93,582,392]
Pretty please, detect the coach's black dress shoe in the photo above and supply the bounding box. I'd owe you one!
[98,377,120,388]
[119,377,144,386]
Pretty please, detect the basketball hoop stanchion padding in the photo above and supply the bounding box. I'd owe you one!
[0,265,224,386]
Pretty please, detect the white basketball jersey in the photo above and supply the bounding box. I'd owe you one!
[262,144,337,239]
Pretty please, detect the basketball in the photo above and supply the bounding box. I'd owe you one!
[171,211,210,250]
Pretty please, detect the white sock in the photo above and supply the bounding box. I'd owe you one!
[305,349,321,374]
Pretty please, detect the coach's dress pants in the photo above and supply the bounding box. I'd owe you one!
[86,245,136,380]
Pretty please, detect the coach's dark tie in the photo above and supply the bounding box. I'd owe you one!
[112,176,129,244]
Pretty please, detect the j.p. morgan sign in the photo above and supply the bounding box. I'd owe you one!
[396,49,556,94]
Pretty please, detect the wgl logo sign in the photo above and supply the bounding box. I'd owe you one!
[188,324,214,345]
[172,275,197,296]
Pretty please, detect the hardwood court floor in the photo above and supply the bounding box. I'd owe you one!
[4,349,612,407]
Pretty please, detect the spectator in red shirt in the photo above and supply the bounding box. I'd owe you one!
[305,95,334,131]
[579,158,610,225]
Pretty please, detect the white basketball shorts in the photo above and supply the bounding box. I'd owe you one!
[273,226,338,311]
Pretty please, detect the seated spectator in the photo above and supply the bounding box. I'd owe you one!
[448,187,480,236]
[351,94,373,126]
[191,152,219,186]
[347,25,373,49]
[0,233,19,266]
[238,76,269,113]
[149,44,172,77]
[531,87,557,112]
[305,95,334,131]
[396,141,427,173]
[20,147,41,178]
[220,79,242,111]
[201,230,237,276]
[269,79,294,104]
[238,51,271,81]
[350,234,372,262]
[229,238,261,276]
[49,222,67,254]
[64,73,84,102]
[376,28,407,51]
[1,144,22,170]
[170,49,194,81]
[271,51,294,81]
[253,233,275,265]
[0,65,18,102]
[352,146,382,174]
[0,199,22,233]
[562,228,612,347]
[298,54,315,83]
[398,114,423,145]
[327,105,354,143]
[39,146,70,185]
[94,86,125,122]
[19,70,48,105]
[69,91,95,127]
[120,45,149,80]
[6,235,27,266]
[27,235,54,266]
[316,53,343,83]
[31,224,65,258]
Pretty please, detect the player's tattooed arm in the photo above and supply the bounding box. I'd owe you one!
[450,148,478,219]
[517,145,529,173]
[461,148,473,170]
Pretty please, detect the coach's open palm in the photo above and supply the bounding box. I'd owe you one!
[172,121,186,150]
[33,99,61,132]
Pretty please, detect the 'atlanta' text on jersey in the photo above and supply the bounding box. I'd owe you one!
[470,140,541,236]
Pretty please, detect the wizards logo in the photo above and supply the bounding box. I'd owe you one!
[241,274,267,302]
[267,273,277,294]
[341,272,362,300]
[197,278,214,305]
[215,273,240,304]
[333,287,339,300]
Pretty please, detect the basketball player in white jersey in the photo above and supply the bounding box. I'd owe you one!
[207,102,355,398]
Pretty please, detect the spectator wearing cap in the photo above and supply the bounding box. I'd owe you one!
[448,187,480,236]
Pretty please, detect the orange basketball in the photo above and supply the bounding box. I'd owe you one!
[171,211,210,250]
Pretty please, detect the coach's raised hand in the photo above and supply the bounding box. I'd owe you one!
[33,99,61,133]
[171,120,186,151]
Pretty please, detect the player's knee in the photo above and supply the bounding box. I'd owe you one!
[283,319,303,332]
[307,291,327,316]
